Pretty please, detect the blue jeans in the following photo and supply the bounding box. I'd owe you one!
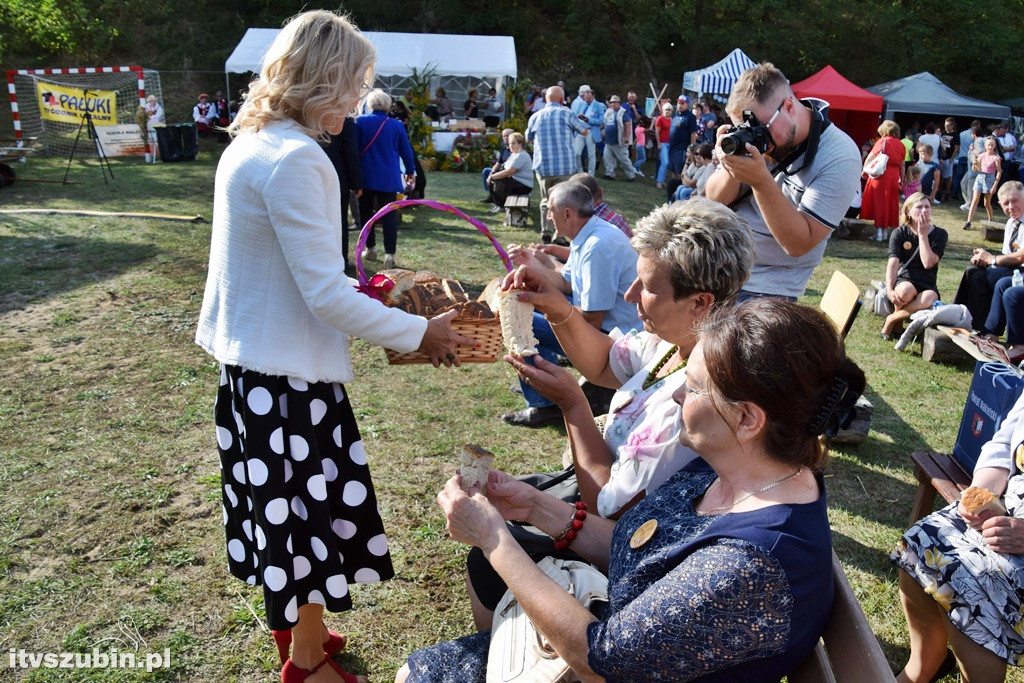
[518,311,566,408]
[633,145,646,171]
[984,276,1024,345]
[481,167,492,192]
[673,185,695,201]
[656,145,670,183]
[952,158,967,200]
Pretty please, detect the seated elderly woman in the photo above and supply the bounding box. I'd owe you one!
[484,132,532,213]
[881,192,949,339]
[396,298,865,682]
[894,389,1024,681]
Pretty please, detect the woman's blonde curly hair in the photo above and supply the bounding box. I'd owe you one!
[230,10,374,139]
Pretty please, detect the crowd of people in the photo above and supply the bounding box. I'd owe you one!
[192,10,1024,682]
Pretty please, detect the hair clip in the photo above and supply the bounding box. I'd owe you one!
[808,377,849,436]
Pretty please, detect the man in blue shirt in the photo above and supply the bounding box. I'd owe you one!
[502,181,640,427]
[527,85,587,243]
[668,94,698,173]
[570,86,605,177]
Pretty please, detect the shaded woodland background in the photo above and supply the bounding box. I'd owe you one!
[3,0,1024,127]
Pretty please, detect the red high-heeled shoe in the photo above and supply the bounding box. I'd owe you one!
[271,627,346,665]
[281,655,359,683]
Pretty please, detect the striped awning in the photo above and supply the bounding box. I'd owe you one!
[683,48,757,95]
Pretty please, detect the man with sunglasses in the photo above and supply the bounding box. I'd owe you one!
[705,63,860,300]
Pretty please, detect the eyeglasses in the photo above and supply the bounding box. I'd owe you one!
[764,97,788,130]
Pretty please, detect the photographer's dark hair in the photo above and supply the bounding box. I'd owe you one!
[699,298,865,471]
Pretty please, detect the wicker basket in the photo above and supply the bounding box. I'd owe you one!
[355,199,513,365]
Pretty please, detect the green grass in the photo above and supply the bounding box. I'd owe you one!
[0,147,1018,681]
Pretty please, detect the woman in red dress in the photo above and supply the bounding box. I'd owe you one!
[861,120,906,242]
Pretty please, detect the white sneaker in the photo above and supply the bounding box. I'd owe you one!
[960,203,969,211]
[362,247,378,262]
[383,253,396,269]
[933,199,941,205]
[488,204,501,213]
[634,168,645,177]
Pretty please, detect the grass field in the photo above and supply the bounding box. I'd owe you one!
[0,145,1018,681]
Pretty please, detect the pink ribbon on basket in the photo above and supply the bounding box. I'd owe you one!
[353,199,513,295]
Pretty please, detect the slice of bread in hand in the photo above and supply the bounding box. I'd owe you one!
[960,486,1008,516]
[460,444,495,492]
[495,289,539,356]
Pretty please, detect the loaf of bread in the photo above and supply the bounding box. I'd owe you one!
[479,276,504,311]
[384,272,498,321]
[414,271,441,285]
[495,289,538,356]
[442,279,469,303]
[443,300,495,320]
[459,444,495,492]
[377,268,417,304]
[960,486,1008,516]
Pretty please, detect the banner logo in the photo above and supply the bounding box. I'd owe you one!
[36,82,117,126]
[972,412,985,437]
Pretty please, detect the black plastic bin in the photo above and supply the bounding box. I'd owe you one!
[155,124,198,162]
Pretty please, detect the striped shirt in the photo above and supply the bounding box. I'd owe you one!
[595,202,631,238]
[526,102,587,178]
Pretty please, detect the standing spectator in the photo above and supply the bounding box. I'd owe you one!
[901,127,915,164]
[880,193,948,339]
[196,13,470,682]
[325,115,363,270]
[917,122,942,190]
[995,121,1018,191]
[432,87,452,122]
[601,95,636,181]
[653,102,673,188]
[481,86,503,128]
[861,120,906,242]
[572,87,604,177]
[961,123,986,209]
[192,93,216,135]
[632,116,647,176]
[355,89,416,269]
[526,85,587,243]
[694,101,716,144]
[964,137,1003,231]
[938,117,959,203]
[463,89,479,119]
[915,143,941,205]
[484,132,532,213]
[668,95,698,174]
[955,120,981,202]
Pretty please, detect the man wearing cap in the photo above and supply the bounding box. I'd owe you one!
[602,96,636,181]
[570,86,604,175]
[668,94,698,174]
[705,62,860,300]
[527,85,588,243]
[192,93,216,135]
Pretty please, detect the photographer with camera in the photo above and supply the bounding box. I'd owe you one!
[705,63,861,300]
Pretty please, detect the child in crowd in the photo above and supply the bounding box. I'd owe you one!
[903,165,922,200]
[964,136,1004,230]
[633,120,647,175]
[916,144,941,204]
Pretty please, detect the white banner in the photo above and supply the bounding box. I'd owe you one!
[93,124,148,157]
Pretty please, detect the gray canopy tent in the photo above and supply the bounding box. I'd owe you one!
[866,72,1009,121]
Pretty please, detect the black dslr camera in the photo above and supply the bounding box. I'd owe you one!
[720,110,773,156]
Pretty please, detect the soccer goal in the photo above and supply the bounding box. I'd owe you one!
[6,66,162,157]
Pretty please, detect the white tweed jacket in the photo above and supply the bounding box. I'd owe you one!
[196,119,426,384]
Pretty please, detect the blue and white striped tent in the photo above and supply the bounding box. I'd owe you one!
[682,48,757,95]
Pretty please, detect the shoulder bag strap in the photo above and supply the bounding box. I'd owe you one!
[360,117,389,157]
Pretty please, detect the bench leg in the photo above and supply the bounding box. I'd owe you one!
[909,480,938,527]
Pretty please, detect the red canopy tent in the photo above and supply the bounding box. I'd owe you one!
[792,65,883,147]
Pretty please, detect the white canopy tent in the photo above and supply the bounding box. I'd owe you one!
[225,29,518,106]
[682,48,757,95]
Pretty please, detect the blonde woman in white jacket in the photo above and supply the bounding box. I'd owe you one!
[195,11,470,683]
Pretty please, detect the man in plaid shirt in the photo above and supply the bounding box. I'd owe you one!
[527,85,587,243]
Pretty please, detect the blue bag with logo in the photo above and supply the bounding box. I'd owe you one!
[953,361,1024,472]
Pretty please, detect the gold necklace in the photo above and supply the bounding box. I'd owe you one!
[697,467,803,515]
[642,345,686,391]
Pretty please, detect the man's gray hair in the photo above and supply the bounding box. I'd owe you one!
[365,88,392,112]
[998,180,1024,200]
[548,181,595,218]
[631,198,755,301]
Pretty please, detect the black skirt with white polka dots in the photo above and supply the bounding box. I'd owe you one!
[214,364,394,630]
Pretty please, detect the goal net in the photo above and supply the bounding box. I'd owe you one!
[6,66,162,157]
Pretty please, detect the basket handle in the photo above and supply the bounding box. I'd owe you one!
[355,199,513,288]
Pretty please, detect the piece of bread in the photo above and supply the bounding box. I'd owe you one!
[377,268,416,304]
[960,486,1008,516]
[495,289,539,356]
[443,300,495,320]
[414,271,441,285]
[459,444,495,492]
[442,279,469,303]
[479,276,504,312]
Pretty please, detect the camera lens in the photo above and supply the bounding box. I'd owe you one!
[720,135,740,155]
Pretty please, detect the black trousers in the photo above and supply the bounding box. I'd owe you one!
[954,264,1013,330]
[357,190,398,255]
[487,177,531,208]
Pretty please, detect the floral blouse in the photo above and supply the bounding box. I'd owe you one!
[600,330,697,517]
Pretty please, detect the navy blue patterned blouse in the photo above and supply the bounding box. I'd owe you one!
[406,459,834,682]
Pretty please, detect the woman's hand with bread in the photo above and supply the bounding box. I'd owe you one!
[502,265,569,317]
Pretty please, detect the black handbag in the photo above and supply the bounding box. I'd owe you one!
[508,466,580,557]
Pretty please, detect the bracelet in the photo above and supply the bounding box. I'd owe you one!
[548,302,575,326]
[553,501,587,551]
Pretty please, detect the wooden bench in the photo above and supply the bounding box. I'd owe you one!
[788,550,895,682]
[504,194,531,227]
[908,451,971,527]
[836,217,873,240]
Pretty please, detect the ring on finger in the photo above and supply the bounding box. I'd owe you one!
[446,352,457,361]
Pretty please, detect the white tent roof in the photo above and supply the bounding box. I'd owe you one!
[683,48,757,95]
[225,29,518,78]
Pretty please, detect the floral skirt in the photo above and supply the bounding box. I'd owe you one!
[214,364,394,630]
[892,472,1024,665]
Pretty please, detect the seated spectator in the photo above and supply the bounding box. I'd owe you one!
[144,95,165,125]
[484,132,532,213]
[463,89,480,119]
[881,193,948,339]
[894,387,1024,681]
[530,173,631,267]
[480,128,514,198]
[397,297,865,683]
[192,93,216,135]
[671,143,714,202]
[500,181,640,428]
[954,181,1024,329]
